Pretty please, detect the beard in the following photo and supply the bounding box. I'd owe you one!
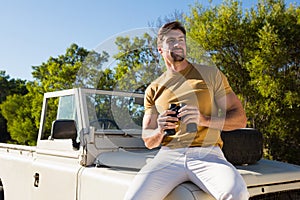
[170,48,185,62]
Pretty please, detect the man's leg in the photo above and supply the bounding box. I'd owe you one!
[124,148,188,200]
[186,146,249,200]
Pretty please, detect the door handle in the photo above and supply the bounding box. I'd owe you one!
[33,173,39,187]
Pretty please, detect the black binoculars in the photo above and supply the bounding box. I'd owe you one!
[164,103,198,136]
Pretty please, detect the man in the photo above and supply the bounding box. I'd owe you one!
[124,21,249,200]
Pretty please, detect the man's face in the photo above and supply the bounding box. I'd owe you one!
[159,29,186,63]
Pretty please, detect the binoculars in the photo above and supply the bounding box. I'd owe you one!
[164,103,198,136]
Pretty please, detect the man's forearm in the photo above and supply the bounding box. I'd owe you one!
[201,108,247,131]
[142,129,165,149]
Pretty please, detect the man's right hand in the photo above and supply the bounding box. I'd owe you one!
[157,110,179,133]
[142,110,178,149]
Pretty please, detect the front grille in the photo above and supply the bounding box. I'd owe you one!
[250,189,300,200]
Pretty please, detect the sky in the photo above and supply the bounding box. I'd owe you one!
[0,0,298,81]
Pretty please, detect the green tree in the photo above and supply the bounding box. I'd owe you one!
[0,71,27,143]
[32,43,104,92]
[113,33,163,92]
[0,93,36,145]
[185,0,300,164]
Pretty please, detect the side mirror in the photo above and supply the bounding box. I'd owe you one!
[50,119,77,140]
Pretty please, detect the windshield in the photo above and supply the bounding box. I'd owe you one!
[85,91,144,133]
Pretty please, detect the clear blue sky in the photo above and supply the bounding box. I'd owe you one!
[0,0,298,81]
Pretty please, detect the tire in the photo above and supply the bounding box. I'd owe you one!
[221,128,263,165]
[0,186,3,200]
[0,179,3,200]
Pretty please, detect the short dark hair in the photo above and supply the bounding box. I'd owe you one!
[157,21,186,48]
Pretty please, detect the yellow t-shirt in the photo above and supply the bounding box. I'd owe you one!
[144,63,233,148]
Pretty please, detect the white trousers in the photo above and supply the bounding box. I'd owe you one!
[124,146,249,200]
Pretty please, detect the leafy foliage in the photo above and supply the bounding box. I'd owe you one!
[112,33,164,92]
[0,93,37,145]
[0,71,27,143]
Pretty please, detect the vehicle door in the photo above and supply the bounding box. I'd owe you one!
[31,90,83,200]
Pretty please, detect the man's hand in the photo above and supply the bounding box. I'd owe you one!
[177,105,209,127]
[157,110,179,133]
[142,109,179,149]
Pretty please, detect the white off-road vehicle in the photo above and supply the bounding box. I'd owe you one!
[0,88,299,199]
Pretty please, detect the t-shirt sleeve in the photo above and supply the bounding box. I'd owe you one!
[214,70,233,99]
[144,85,159,115]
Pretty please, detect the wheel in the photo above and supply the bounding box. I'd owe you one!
[0,186,4,200]
[221,128,263,165]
